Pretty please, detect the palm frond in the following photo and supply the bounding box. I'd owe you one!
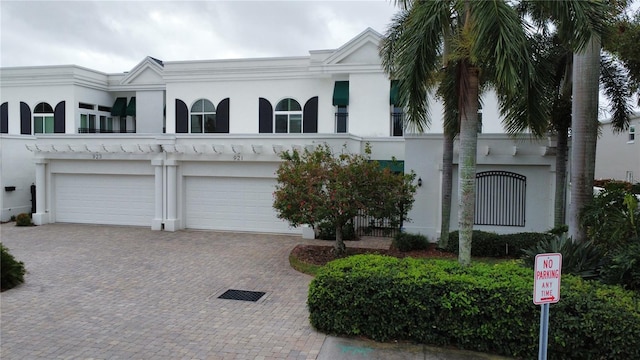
[600,53,633,132]
[380,1,452,133]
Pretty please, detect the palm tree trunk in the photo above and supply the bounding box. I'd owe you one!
[554,126,569,228]
[334,223,346,256]
[458,65,480,267]
[438,130,454,249]
[569,37,601,242]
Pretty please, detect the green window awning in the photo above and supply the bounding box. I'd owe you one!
[373,160,404,173]
[111,97,127,117]
[332,81,349,106]
[390,80,399,105]
[126,97,136,116]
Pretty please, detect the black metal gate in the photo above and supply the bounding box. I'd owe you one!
[474,170,526,227]
[354,208,403,238]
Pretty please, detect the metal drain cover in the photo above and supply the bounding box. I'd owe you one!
[218,289,265,302]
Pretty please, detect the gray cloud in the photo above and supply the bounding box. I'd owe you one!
[1,0,397,73]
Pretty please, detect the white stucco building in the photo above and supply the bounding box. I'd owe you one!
[595,112,639,183]
[0,28,558,239]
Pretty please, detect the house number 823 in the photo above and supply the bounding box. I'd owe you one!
[92,153,102,160]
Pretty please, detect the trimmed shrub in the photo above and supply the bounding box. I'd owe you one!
[392,232,429,252]
[1,243,26,291]
[15,213,32,227]
[446,230,551,258]
[308,255,640,359]
[317,221,356,241]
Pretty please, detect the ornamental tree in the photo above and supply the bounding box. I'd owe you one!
[273,143,416,256]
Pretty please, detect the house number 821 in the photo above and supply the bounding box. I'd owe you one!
[233,154,243,161]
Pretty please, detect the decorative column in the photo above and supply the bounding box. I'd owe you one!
[32,159,49,225]
[151,159,164,230]
[164,160,180,231]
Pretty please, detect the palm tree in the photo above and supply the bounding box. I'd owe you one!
[380,1,548,266]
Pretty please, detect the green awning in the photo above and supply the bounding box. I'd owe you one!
[111,97,127,117]
[126,97,136,116]
[389,80,399,105]
[373,160,404,173]
[332,81,349,106]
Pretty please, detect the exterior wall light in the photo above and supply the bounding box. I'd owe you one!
[417,178,422,187]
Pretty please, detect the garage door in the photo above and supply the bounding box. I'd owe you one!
[55,174,154,226]
[185,177,295,233]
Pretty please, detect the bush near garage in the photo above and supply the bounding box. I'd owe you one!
[445,230,552,258]
[1,243,26,291]
[15,213,32,227]
[308,255,640,359]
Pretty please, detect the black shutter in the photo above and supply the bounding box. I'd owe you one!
[54,101,65,133]
[216,98,230,133]
[20,102,31,135]
[259,98,273,133]
[175,99,188,133]
[0,102,7,134]
[303,96,318,133]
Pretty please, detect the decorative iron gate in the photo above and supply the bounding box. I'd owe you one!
[474,170,526,227]
[354,208,403,238]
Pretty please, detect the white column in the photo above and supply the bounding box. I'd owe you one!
[151,159,163,230]
[32,160,49,225]
[164,161,180,231]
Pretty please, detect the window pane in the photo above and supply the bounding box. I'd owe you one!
[89,114,96,129]
[34,116,43,133]
[336,113,347,133]
[191,114,203,133]
[275,114,288,133]
[44,116,54,133]
[34,102,53,113]
[276,98,300,111]
[289,114,302,133]
[106,117,113,131]
[202,100,215,112]
[204,113,217,133]
[80,114,88,129]
[191,99,203,112]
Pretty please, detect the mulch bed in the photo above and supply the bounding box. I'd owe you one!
[291,243,456,266]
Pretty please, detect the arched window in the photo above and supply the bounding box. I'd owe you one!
[275,98,302,133]
[34,102,54,134]
[190,99,216,133]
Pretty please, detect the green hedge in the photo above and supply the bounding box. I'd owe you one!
[308,255,640,359]
[392,232,429,252]
[445,230,553,258]
[1,243,25,291]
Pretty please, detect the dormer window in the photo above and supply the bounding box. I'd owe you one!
[190,99,217,133]
[34,102,54,134]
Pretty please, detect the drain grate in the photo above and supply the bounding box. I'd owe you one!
[218,289,265,302]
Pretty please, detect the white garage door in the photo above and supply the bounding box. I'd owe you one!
[55,174,154,226]
[185,177,295,233]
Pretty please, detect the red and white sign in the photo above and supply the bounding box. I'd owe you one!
[533,253,562,305]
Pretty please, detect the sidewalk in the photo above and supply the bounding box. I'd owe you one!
[318,337,513,360]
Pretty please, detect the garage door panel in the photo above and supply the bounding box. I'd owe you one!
[55,174,154,226]
[185,177,295,233]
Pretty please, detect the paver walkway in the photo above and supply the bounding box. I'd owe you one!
[1,223,380,360]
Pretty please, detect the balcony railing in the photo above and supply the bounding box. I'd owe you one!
[391,112,404,136]
[335,112,348,133]
[78,128,136,134]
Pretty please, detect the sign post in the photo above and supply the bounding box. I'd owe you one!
[533,253,562,360]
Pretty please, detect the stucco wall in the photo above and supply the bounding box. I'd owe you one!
[0,136,36,220]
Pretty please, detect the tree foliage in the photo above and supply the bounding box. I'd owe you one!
[273,143,416,255]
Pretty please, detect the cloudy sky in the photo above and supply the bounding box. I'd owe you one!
[1,0,399,73]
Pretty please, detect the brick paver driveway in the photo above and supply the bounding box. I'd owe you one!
[0,224,329,359]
